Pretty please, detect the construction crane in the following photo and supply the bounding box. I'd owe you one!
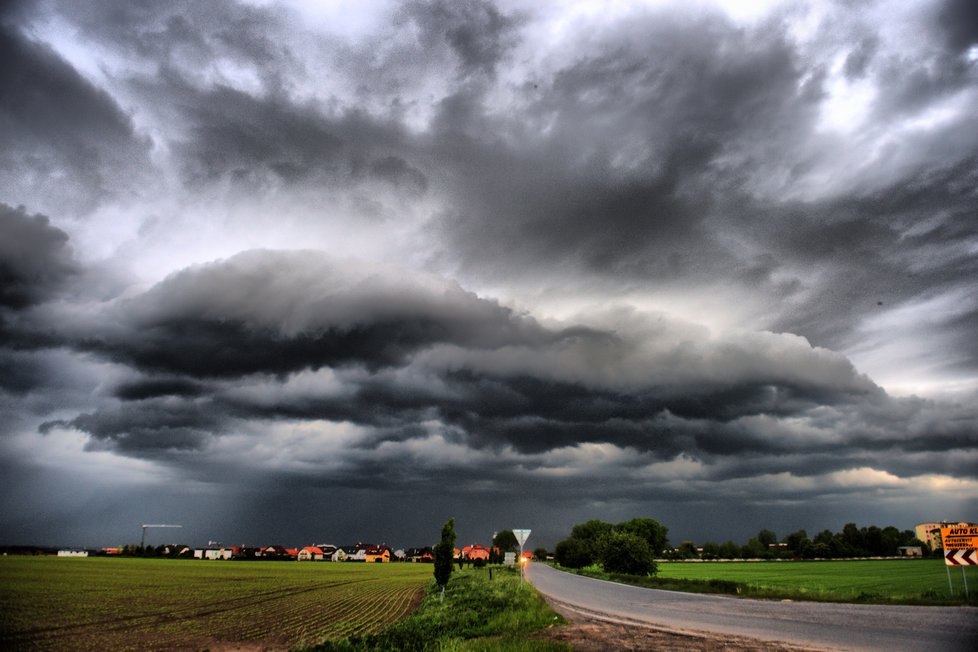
[140,524,182,548]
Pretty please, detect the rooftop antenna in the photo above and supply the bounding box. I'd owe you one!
[140,524,182,548]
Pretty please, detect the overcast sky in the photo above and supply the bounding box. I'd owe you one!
[1,0,976,550]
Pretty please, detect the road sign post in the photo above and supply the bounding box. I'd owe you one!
[941,526,978,598]
[513,529,531,590]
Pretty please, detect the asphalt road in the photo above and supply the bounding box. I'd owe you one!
[526,563,978,651]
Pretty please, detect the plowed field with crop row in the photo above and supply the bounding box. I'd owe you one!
[0,556,430,651]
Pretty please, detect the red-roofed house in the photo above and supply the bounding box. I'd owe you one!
[298,546,324,561]
[462,544,491,561]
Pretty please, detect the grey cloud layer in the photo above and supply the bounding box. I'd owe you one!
[0,23,150,215]
[32,0,971,382]
[17,248,971,490]
[0,204,78,309]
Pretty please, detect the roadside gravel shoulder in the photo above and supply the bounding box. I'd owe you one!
[536,599,832,652]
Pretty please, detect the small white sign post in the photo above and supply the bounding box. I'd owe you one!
[513,529,531,589]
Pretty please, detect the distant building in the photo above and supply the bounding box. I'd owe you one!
[364,545,391,563]
[405,547,433,562]
[461,544,491,561]
[57,550,88,557]
[298,546,324,561]
[898,546,923,557]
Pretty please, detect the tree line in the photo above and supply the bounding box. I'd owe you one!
[554,519,931,575]
[672,523,929,561]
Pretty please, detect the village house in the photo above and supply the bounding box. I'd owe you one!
[364,545,391,563]
[405,547,433,562]
[462,544,491,561]
[297,546,324,561]
[261,545,298,559]
[341,545,366,561]
[194,548,232,560]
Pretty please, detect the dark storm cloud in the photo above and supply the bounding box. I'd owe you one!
[368,156,429,195]
[41,398,223,453]
[765,156,978,352]
[0,204,79,309]
[170,81,343,187]
[46,0,298,85]
[80,249,550,378]
[160,79,425,192]
[31,0,440,198]
[0,349,50,395]
[400,0,521,79]
[937,0,978,54]
[29,247,969,484]
[0,23,149,213]
[415,2,978,385]
[114,377,206,401]
[430,8,818,279]
[843,36,878,79]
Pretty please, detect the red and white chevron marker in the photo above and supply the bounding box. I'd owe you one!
[944,548,978,566]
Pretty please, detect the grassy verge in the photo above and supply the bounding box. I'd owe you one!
[554,560,978,606]
[300,565,569,652]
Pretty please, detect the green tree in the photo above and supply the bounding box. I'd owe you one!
[677,540,698,559]
[700,541,720,560]
[571,519,614,543]
[842,522,864,552]
[600,531,655,575]
[757,529,777,547]
[434,518,456,600]
[785,529,810,555]
[865,526,884,555]
[875,525,903,556]
[742,537,765,559]
[493,530,519,552]
[718,540,740,559]
[533,547,548,560]
[615,518,669,555]
[554,537,594,568]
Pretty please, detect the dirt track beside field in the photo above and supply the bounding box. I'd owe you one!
[536,601,828,652]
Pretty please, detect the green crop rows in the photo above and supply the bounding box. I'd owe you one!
[0,557,431,651]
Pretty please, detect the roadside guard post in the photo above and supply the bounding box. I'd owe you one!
[513,529,531,590]
[941,525,978,598]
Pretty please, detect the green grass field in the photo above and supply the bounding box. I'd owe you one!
[0,556,431,651]
[304,565,568,652]
[641,559,976,604]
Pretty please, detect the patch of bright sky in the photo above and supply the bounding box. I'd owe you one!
[817,60,876,134]
[273,0,397,40]
[847,288,978,396]
[16,426,176,486]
